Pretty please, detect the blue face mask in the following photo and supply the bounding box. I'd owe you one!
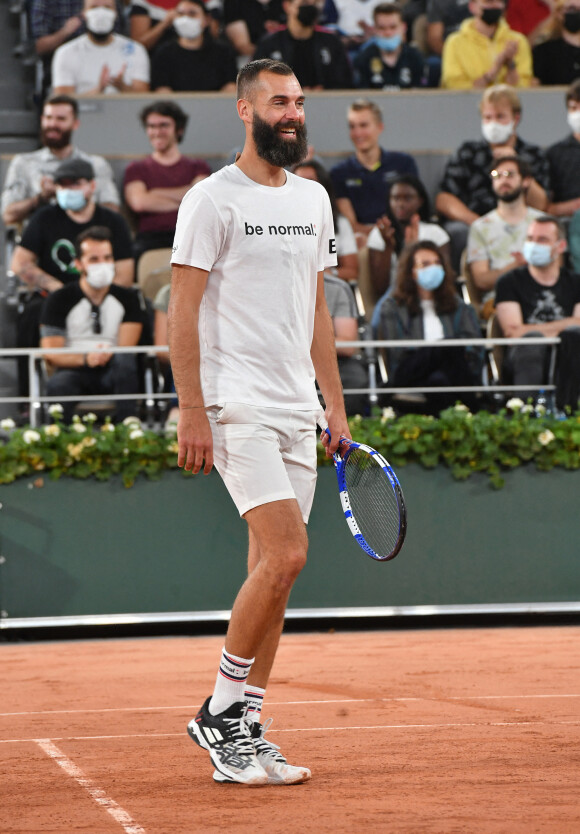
[523,241,553,268]
[56,188,87,212]
[416,263,445,291]
[375,33,402,52]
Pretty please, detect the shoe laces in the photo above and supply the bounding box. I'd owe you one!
[254,718,286,762]
[222,705,255,756]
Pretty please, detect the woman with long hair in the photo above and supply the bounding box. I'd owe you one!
[375,240,483,413]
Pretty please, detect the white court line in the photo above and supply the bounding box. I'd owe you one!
[3,719,579,745]
[36,739,146,834]
[2,694,580,718]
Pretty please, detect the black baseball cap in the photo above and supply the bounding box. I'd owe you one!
[54,158,95,183]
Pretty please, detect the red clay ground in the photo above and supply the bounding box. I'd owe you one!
[1,626,579,833]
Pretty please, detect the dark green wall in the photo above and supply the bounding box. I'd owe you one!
[0,465,579,621]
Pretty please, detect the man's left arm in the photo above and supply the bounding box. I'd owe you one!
[118,321,143,346]
[311,270,351,456]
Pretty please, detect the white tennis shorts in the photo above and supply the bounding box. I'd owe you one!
[206,402,323,523]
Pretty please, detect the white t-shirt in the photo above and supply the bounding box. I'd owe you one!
[336,214,357,257]
[420,298,445,342]
[171,164,337,410]
[52,34,150,95]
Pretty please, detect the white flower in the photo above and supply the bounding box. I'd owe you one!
[506,398,524,411]
[454,403,470,412]
[521,404,534,414]
[101,422,115,432]
[535,404,546,416]
[71,423,86,433]
[83,436,97,447]
[82,412,97,423]
[44,424,60,437]
[381,406,396,423]
[72,414,81,423]
[1,418,16,430]
[129,428,144,440]
[48,404,64,417]
[538,430,555,446]
[23,429,41,444]
[123,416,141,426]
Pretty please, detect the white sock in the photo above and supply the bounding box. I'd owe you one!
[208,647,254,716]
[245,685,266,724]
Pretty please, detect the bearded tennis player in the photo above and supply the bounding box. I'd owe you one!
[168,58,350,786]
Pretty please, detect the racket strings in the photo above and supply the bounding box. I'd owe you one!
[344,449,402,559]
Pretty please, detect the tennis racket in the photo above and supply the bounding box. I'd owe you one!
[324,430,407,562]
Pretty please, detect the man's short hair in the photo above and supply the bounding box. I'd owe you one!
[139,100,189,142]
[348,98,383,124]
[44,94,79,118]
[531,215,566,240]
[75,226,113,258]
[236,58,295,101]
[373,3,403,22]
[479,84,522,117]
[489,154,532,179]
[566,79,580,106]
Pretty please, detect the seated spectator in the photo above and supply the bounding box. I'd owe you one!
[254,0,352,90]
[123,101,210,261]
[293,159,358,282]
[533,0,580,86]
[40,227,144,424]
[375,240,483,414]
[426,0,471,56]
[1,95,119,227]
[467,155,544,317]
[546,80,580,217]
[223,0,284,59]
[321,0,376,54]
[129,0,180,53]
[12,158,134,291]
[52,0,150,95]
[506,0,555,44]
[354,2,427,90]
[495,216,580,411]
[368,174,451,305]
[330,98,418,246]
[435,84,549,268]
[30,1,84,59]
[152,0,238,92]
[441,0,533,89]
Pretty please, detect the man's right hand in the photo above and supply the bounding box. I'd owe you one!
[177,407,214,475]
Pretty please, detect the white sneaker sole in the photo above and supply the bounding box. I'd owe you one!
[214,767,311,786]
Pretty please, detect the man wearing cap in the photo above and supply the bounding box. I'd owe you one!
[10,157,134,405]
[1,93,119,227]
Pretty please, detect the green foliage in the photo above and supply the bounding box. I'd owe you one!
[2,400,579,490]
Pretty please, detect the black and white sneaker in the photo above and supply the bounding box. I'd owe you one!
[187,697,268,786]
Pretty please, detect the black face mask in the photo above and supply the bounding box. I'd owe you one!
[297,4,319,26]
[565,10,580,34]
[480,8,503,26]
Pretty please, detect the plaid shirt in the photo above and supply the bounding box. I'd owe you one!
[29,0,125,39]
[440,137,550,218]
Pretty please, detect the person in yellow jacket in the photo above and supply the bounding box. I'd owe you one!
[441,0,533,89]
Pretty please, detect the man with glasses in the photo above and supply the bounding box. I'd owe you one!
[124,101,210,262]
[467,154,544,317]
[40,226,144,424]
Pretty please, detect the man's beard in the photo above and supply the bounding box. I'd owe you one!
[498,185,523,204]
[41,127,73,150]
[252,112,308,168]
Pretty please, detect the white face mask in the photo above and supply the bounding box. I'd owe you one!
[85,6,117,35]
[567,110,580,135]
[481,119,514,145]
[86,262,115,289]
[173,15,203,39]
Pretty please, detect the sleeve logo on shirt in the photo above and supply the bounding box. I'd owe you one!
[329,238,336,254]
[244,221,317,236]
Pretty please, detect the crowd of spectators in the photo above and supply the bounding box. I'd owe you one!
[5,0,580,421]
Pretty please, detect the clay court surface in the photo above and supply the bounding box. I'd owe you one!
[1,625,579,833]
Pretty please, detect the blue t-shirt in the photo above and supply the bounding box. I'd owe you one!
[330,147,418,225]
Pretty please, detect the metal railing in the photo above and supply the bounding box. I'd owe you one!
[0,335,560,426]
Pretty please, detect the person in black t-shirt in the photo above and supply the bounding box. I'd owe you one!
[533,3,580,86]
[354,3,427,90]
[495,216,580,409]
[253,0,353,90]
[223,0,283,58]
[40,226,144,423]
[152,0,238,92]
[546,80,580,218]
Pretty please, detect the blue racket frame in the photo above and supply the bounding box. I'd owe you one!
[329,434,407,562]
